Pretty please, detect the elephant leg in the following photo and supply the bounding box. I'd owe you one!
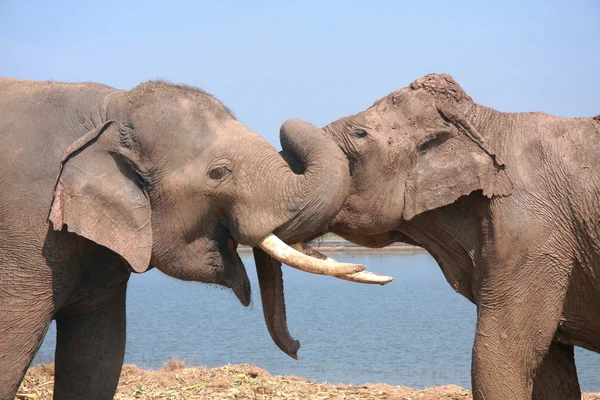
[532,341,580,400]
[53,281,127,400]
[471,262,569,400]
[472,308,560,400]
[0,300,53,400]
[0,253,63,400]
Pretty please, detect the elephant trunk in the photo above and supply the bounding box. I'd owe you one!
[273,119,351,243]
[253,239,393,358]
[251,119,350,358]
[253,247,300,359]
[251,120,394,358]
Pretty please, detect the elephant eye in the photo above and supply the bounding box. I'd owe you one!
[353,128,368,138]
[208,166,231,180]
[417,131,452,152]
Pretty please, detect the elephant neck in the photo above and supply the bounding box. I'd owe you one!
[464,102,512,166]
[103,91,127,124]
[465,103,498,138]
[398,192,487,303]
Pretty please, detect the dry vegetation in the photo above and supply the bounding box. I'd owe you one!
[17,361,600,400]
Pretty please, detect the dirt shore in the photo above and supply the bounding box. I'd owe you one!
[17,362,600,400]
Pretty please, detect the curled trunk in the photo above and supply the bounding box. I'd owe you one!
[274,120,351,243]
[252,120,351,358]
[252,119,391,358]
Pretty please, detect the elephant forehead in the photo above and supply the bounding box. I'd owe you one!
[365,93,428,123]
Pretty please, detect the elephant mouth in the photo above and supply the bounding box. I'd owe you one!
[219,217,389,283]
[216,216,395,299]
[211,224,251,306]
[226,234,239,255]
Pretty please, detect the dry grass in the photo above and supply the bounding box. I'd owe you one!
[16,361,600,400]
[162,358,186,372]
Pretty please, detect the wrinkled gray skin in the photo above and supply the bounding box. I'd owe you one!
[0,78,349,400]
[284,74,600,400]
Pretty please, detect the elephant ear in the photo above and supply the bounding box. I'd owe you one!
[48,121,152,272]
[402,106,512,221]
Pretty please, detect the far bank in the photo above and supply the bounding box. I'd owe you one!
[238,236,426,255]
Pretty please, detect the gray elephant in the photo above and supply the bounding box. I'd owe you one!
[274,74,600,400]
[0,78,389,400]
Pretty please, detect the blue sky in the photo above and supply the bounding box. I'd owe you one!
[1,1,598,146]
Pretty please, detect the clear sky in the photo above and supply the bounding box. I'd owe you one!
[1,1,598,147]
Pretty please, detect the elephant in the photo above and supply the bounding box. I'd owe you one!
[0,78,390,400]
[272,74,600,400]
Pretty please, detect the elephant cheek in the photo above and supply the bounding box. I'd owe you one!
[153,239,251,306]
[333,185,405,235]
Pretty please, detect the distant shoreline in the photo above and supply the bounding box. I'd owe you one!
[237,242,427,255]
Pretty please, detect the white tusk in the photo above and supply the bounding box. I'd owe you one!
[292,242,394,285]
[258,234,365,276]
[334,270,393,285]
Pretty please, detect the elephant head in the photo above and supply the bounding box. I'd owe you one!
[47,81,383,357]
[282,74,512,245]
[263,75,513,354]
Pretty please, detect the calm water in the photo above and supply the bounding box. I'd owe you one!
[34,253,600,391]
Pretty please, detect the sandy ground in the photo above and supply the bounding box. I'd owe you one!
[16,361,600,400]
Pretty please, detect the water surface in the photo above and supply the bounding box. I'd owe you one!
[35,253,600,390]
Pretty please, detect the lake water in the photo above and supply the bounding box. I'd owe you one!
[34,253,600,391]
